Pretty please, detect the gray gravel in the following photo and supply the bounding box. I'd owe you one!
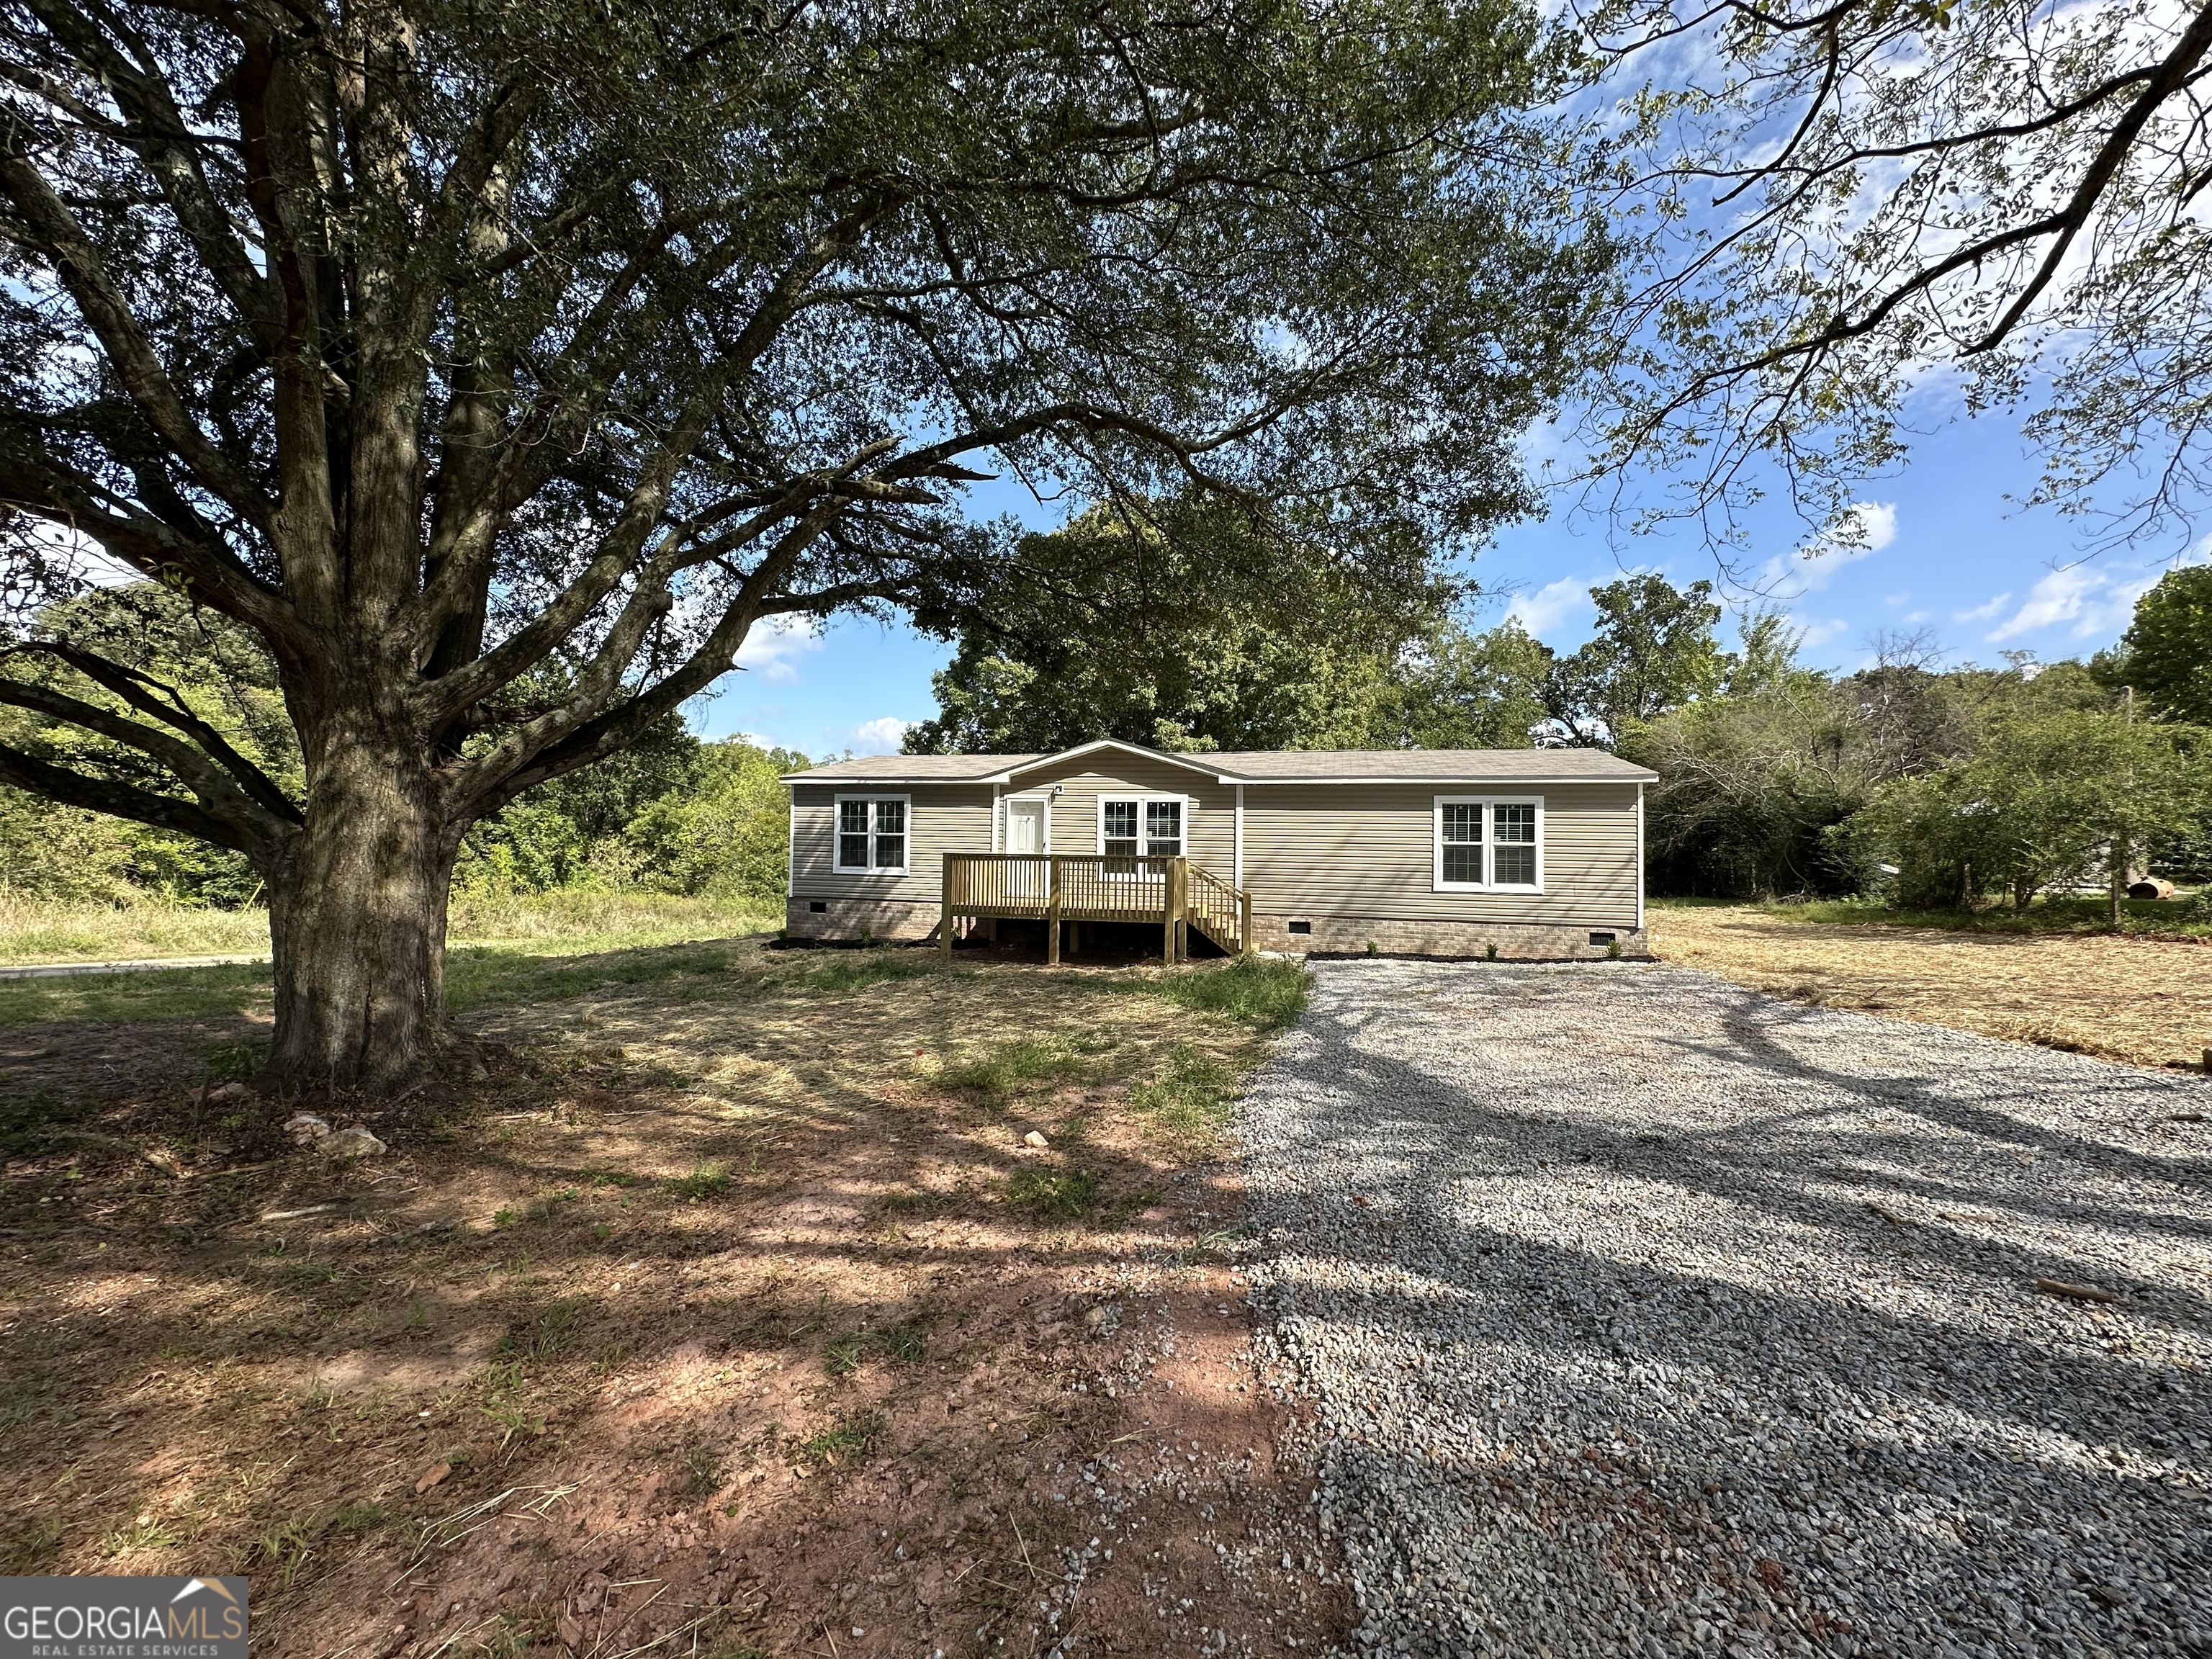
[1238,959,2212,1659]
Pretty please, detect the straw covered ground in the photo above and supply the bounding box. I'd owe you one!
[1650,902,2212,1071]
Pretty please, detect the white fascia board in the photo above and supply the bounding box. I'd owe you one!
[981,737,1231,786]
[1220,772,1658,786]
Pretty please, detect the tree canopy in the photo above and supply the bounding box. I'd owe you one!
[0,0,1614,1087]
[2099,563,2212,723]
[1591,0,2212,543]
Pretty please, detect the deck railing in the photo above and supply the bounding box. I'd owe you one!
[940,853,1252,962]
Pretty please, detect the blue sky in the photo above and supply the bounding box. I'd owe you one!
[690,409,2198,760]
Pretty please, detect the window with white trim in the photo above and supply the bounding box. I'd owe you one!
[1102,799,1139,857]
[1099,796,1184,858]
[1145,799,1183,856]
[835,796,909,873]
[1433,796,1542,891]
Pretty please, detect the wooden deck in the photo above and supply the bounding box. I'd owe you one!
[939,853,1253,962]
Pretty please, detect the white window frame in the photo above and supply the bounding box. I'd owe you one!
[1432,795,1544,893]
[1097,793,1189,860]
[1001,791,1053,855]
[832,792,912,876]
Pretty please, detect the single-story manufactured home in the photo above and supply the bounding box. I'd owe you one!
[781,739,1655,959]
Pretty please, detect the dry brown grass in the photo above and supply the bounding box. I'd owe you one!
[0,889,781,967]
[1650,902,2212,1071]
[0,940,1335,1659]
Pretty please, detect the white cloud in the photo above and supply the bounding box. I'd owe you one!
[1755,500,1897,598]
[1985,565,2157,643]
[1505,576,1594,642]
[1791,615,1850,649]
[1955,592,2012,623]
[14,516,139,588]
[1901,609,1930,624]
[848,716,915,755]
[735,616,824,683]
[1846,501,1899,552]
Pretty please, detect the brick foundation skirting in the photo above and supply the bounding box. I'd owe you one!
[787,896,1642,961]
[1251,914,1645,960]
[783,896,943,943]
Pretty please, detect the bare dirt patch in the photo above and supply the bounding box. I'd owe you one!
[0,941,1345,1658]
[1651,903,2212,1070]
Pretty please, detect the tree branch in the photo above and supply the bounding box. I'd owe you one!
[8,642,302,824]
[0,111,276,532]
[0,677,296,855]
[0,739,261,853]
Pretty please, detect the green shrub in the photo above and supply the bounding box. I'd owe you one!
[626,741,809,901]
[1859,709,2212,915]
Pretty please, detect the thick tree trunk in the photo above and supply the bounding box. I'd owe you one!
[262,734,454,1094]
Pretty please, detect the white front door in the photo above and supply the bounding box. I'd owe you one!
[1006,799,1047,899]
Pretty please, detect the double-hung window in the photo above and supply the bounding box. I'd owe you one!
[1102,799,1140,858]
[1100,796,1183,860]
[834,795,909,874]
[1433,796,1542,891]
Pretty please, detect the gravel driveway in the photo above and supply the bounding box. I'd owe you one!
[1239,960,2212,1659]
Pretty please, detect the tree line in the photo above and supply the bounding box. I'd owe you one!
[0,588,801,912]
[907,508,2212,918]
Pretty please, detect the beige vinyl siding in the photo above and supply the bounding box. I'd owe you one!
[789,783,994,900]
[998,753,1236,870]
[1242,782,1640,928]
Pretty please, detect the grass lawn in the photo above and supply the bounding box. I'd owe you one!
[0,892,785,1032]
[1652,891,2212,940]
[1650,899,2212,1070]
[0,940,1340,1658]
[0,889,783,968]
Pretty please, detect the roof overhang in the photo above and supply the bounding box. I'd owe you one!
[981,737,1231,785]
[783,737,1658,788]
[1226,770,1659,786]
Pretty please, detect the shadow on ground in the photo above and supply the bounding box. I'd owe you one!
[0,940,1339,1658]
[1244,960,2211,1658]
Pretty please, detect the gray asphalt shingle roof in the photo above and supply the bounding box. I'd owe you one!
[783,742,1655,784]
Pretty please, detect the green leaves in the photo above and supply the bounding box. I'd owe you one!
[2103,565,2212,724]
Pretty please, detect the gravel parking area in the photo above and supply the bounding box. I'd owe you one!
[1240,960,2212,1659]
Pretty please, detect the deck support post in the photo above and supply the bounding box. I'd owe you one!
[1240,889,1254,956]
[1047,858,1064,966]
[1165,857,1187,964]
[940,856,954,959]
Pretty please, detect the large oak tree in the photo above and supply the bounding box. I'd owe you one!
[0,0,1609,1090]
